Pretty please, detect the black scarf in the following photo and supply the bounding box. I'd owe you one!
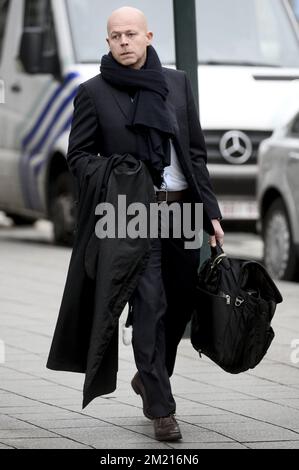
[100,46,174,188]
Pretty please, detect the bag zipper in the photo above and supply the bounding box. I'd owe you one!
[235,297,245,307]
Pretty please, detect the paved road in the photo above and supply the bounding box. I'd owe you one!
[0,215,299,449]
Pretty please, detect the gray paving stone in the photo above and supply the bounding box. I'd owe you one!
[14,391,81,400]
[0,438,91,449]
[27,418,105,429]
[47,418,119,430]
[168,442,248,449]
[243,388,299,400]
[6,411,84,420]
[40,398,83,406]
[0,442,15,449]
[267,398,299,409]
[181,395,256,405]
[246,440,299,449]
[179,391,255,401]
[102,417,158,427]
[0,416,39,430]
[0,406,67,414]
[0,370,34,380]
[250,365,299,384]
[79,406,145,419]
[100,443,170,449]
[178,414,253,425]
[0,428,58,439]
[175,405,226,416]
[201,421,299,442]
[0,396,44,407]
[51,425,158,446]
[210,399,299,428]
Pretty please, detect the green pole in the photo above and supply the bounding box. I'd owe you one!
[173,0,210,268]
[173,0,199,110]
[173,0,210,339]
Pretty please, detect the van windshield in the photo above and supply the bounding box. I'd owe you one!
[66,0,299,67]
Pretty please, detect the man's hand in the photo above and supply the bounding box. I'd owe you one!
[209,219,225,248]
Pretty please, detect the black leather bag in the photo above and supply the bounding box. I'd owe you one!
[190,244,283,374]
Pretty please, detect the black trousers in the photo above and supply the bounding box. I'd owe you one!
[129,201,200,418]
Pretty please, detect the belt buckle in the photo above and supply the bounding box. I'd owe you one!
[163,189,168,203]
[158,182,168,204]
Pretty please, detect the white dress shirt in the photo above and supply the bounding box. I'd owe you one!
[155,140,189,191]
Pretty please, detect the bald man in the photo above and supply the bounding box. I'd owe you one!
[107,7,152,69]
[65,6,224,442]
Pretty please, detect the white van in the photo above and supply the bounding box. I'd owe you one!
[1,0,299,243]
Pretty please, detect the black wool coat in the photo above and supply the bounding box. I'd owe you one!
[46,154,155,408]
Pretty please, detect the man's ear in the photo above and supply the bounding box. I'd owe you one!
[106,38,110,48]
[146,31,153,45]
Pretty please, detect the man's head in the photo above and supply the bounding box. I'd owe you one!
[106,6,153,69]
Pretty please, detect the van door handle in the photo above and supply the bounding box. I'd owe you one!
[11,83,22,93]
[288,151,299,161]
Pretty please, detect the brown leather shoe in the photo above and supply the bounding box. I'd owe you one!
[131,373,154,420]
[154,415,182,442]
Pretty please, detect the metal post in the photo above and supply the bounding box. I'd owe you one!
[173,0,199,111]
[173,0,211,338]
[173,0,210,269]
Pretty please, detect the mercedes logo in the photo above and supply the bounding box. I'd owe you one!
[220,131,252,164]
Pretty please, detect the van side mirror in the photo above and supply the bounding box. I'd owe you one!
[19,27,60,76]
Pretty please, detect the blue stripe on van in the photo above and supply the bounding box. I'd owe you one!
[22,71,79,151]
[27,88,78,160]
[19,150,37,210]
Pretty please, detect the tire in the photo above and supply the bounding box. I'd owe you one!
[49,172,76,246]
[263,199,299,281]
[6,213,37,226]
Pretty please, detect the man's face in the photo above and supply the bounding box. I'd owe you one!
[107,12,153,69]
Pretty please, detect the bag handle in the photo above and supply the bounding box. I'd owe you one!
[210,242,230,270]
[210,242,224,258]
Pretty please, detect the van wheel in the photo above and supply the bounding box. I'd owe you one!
[263,199,299,281]
[50,173,76,246]
[6,214,37,226]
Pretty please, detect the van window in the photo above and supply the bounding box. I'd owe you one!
[24,0,58,61]
[66,0,175,64]
[196,0,299,67]
[66,0,299,68]
[0,0,10,63]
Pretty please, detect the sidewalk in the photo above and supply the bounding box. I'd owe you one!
[0,220,299,449]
